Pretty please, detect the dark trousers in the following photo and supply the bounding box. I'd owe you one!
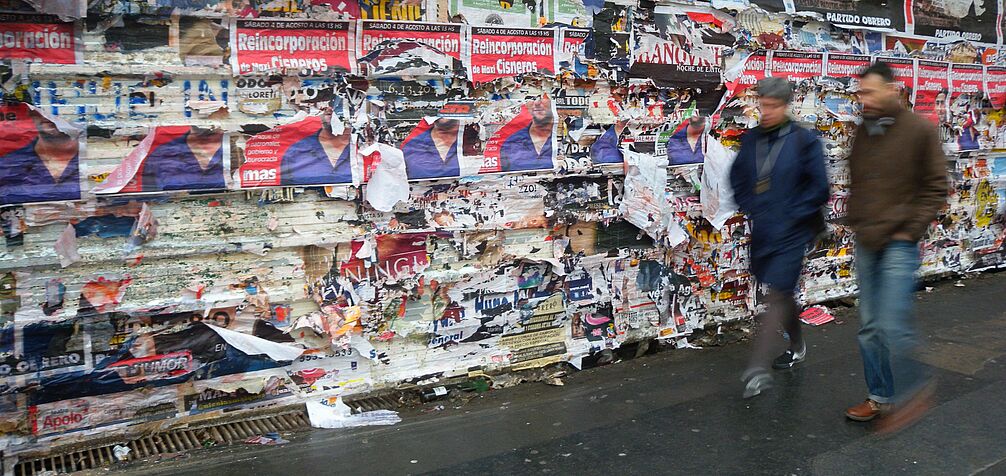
[747,289,803,373]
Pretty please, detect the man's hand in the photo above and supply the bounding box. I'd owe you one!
[891,231,913,242]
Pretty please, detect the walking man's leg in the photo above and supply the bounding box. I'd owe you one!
[874,240,933,433]
[847,243,894,421]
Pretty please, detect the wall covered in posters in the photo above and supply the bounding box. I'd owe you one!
[0,0,1005,461]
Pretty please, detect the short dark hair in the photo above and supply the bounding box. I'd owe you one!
[860,62,895,83]
[756,77,793,103]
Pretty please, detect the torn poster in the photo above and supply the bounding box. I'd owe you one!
[986,65,1006,109]
[451,0,542,28]
[469,27,556,84]
[910,0,999,43]
[401,117,463,180]
[93,126,230,194]
[479,94,558,174]
[238,114,357,188]
[948,62,984,152]
[0,13,80,64]
[0,102,83,205]
[357,21,468,79]
[914,60,950,125]
[231,19,356,75]
[178,16,229,67]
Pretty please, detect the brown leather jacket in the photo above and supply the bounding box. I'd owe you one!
[846,108,949,251]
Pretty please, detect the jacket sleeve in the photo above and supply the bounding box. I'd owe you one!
[791,131,830,220]
[900,123,948,240]
[729,141,753,216]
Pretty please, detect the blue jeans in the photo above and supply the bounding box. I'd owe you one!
[855,240,928,404]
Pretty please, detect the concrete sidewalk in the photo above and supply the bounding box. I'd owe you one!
[117,271,1006,476]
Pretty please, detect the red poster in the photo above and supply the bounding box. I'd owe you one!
[0,102,83,205]
[768,51,823,82]
[480,95,557,173]
[875,56,916,91]
[231,19,354,75]
[93,126,229,195]
[358,21,466,77]
[558,28,588,66]
[239,115,355,188]
[913,60,950,125]
[950,63,984,100]
[469,27,556,84]
[986,65,1006,109]
[825,53,870,78]
[0,14,78,64]
[340,233,434,282]
[731,52,767,97]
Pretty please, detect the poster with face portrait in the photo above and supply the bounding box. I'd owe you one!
[913,60,950,126]
[401,117,463,181]
[92,126,230,195]
[948,62,985,151]
[0,102,84,205]
[238,113,356,188]
[476,94,558,174]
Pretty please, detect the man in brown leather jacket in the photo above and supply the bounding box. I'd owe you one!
[843,62,948,432]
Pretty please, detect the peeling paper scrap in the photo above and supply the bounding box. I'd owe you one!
[208,325,303,361]
[362,143,410,212]
[55,223,81,268]
[306,397,402,429]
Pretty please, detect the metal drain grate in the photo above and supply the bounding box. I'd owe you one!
[14,411,309,476]
[343,393,401,412]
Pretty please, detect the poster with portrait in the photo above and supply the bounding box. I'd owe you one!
[400,117,463,181]
[238,113,357,188]
[913,60,950,126]
[92,126,230,195]
[947,62,985,151]
[0,102,84,205]
[476,94,558,174]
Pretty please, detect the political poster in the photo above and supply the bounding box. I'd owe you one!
[479,94,557,174]
[0,102,83,205]
[986,65,1006,109]
[0,13,80,64]
[910,0,999,44]
[825,53,871,79]
[92,126,230,195]
[401,117,463,181]
[751,0,904,31]
[231,19,355,75]
[948,62,985,151]
[913,59,950,125]
[556,27,588,71]
[469,27,556,84]
[238,114,356,188]
[357,21,468,78]
[768,50,824,82]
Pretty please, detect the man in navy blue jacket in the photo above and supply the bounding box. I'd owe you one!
[730,77,830,398]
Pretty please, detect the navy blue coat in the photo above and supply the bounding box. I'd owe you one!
[729,122,830,292]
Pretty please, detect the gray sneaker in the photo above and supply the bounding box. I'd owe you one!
[742,370,774,399]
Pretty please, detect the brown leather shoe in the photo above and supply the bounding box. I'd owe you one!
[845,399,886,422]
[876,382,935,435]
